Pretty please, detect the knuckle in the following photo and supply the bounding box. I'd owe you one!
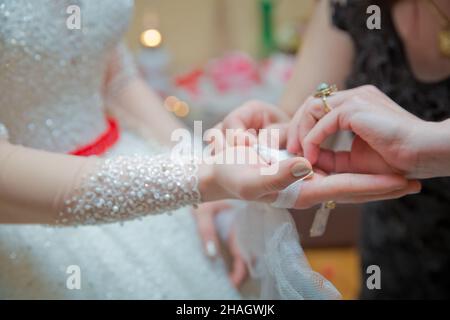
[305,96,315,106]
[312,103,323,114]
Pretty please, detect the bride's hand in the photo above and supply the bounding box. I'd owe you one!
[215,100,290,147]
[192,201,247,288]
[198,145,313,203]
[198,138,419,209]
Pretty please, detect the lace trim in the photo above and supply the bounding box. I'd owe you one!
[58,154,201,225]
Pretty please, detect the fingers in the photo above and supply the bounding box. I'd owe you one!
[286,98,326,153]
[222,100,281,131]
[286,87,369,160]
[286,108,303,154]
[221,100,289,148]
[193,201,231,259]
[228,228,248,288]
[287,92,347,155]
[207,122,254,156]
[342,180,421,203]
[314,137,396,175]
[322,173,411,196]
[289,85,411,165]
[303,104,355,164]
[195,210,220,258]
[297,172,416,208]
[225,129,258,147]
[256,157,313,196]
[194,202,248,288]
[264,122,289,149]
[221,106,253,132]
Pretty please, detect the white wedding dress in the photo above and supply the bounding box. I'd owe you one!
[0,0,241,299]
[0,0,340,300]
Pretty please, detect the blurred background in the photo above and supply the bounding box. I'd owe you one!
[125,0,361,299]
[126,0,314,71]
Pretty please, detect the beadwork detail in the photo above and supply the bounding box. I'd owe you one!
[58,154,201,225]
[0,0,134,153]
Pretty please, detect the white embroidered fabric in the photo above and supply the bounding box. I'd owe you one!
[0,0,132,152]
[0,0,240,299]
[0,0,340,299]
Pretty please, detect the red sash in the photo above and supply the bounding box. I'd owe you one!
[69,117,119,156]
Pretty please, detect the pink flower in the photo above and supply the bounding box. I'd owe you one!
[208,52,261,93]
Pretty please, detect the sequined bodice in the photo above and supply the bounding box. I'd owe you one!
[0,0,133,152]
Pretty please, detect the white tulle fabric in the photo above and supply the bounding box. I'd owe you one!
[234,203,340,299]
[233,147,341,299]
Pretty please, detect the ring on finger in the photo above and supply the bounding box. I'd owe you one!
[320,96,332,113]
[314,83,338,114]
[309,83,338,237]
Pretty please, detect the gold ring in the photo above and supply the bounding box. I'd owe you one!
[321,96,332,113]
[314,83,338,213]
[315,83,337,113]
[325,200,336,210]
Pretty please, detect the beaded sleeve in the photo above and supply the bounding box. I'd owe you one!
[57,154,201,225]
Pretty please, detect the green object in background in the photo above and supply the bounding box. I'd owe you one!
[260,0,277,57]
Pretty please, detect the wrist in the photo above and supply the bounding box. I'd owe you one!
[197,161,229,202]
[411,119,450,178]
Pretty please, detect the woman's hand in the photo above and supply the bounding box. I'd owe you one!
[287,85,450,179]
[290,169,421,209]
[192,201,247,288]
[216,100,290,147]
[197,144,420,209]
[198,145,314,203]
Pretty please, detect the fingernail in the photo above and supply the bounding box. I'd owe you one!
[291,162,313,179]
[206,240,217,258]
[411,181,422,194]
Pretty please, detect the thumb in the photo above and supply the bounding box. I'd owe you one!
[259,157,313,195]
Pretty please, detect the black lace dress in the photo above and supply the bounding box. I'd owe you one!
[332,0,450,299]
